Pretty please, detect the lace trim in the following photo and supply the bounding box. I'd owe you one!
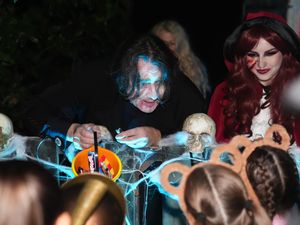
[250,93,271,141]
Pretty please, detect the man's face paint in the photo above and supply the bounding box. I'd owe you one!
[130,58,165,113]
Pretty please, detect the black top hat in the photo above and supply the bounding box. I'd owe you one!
[224,11,300,71]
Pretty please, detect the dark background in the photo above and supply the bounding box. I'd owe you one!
[132,0,244,88]
[3,0,290,132]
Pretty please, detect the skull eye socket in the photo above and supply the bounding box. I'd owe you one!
[187,132,210,140]
[187,132,196,141]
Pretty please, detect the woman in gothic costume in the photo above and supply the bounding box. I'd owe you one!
[208,11,300,145]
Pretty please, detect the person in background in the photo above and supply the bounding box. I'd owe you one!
[22,34,206,151]
[152,20,211,100]
[208,11,300,145]
[246,145,300,225]
[161,162,272,225]
[0,160,70,225]
[62,173,126,225]
[151,20,210,224]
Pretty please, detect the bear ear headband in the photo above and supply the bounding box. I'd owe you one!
[160,124,289,225]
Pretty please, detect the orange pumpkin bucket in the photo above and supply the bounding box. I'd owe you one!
[72,146,122,181]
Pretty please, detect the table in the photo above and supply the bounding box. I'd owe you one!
[2,135,206,225]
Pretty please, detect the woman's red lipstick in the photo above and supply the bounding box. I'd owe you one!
[257,69,270,74]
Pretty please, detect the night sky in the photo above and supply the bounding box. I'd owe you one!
[131,0,244,89]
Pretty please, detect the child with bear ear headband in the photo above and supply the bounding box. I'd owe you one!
[245,125,300,225]
[160,124,295,225]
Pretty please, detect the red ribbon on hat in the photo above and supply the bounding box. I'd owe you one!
[246,11,287,24]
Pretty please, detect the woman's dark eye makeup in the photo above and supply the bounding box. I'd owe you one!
[247,49,278,58]
[247,48,278,58]
[265,49,278,56]
[247,52,257,58]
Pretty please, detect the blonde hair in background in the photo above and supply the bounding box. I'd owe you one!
[152,20,210,98]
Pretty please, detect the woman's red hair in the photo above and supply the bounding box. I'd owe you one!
[223,25,300,140]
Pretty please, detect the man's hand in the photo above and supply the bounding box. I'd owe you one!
[115,126,161,149]
[67,123,112,149]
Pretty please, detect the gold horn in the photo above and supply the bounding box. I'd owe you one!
[71,179,108,225]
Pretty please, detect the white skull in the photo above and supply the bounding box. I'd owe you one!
[182,113,216,153]
[0,113,14,150]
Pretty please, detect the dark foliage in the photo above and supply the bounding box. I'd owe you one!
[0,0,132,132]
